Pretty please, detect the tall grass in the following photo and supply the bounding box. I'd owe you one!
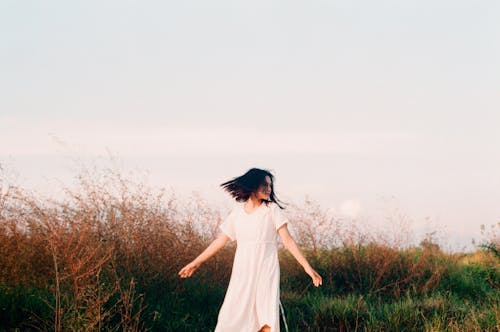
[0,162,498,331]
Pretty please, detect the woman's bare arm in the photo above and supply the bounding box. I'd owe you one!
[278,224,323,287]
[178,233,230,278]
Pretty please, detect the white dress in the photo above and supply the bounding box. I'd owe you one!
[214,202,289,332]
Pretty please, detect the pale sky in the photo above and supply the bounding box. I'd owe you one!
[1,0,499,252]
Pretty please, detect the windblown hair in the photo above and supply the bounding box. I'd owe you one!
[220,168,286,209]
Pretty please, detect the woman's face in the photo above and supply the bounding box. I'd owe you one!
[255,175,272,200]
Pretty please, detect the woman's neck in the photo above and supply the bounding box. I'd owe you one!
[246,196,262,208]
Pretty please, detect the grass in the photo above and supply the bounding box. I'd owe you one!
[0,163,498,331]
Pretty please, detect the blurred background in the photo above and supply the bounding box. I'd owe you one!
[1,0,499,252]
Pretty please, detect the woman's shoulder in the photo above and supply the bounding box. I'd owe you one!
[268,202,289,215]
[266,201,281,212]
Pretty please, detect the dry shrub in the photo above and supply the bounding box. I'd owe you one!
[281,200,453,299]
[478,222,500,260]
[0,159,237,330]
[1,159,493,330]
[285,197,344,254]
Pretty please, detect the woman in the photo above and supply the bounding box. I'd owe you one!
[178,168,322,332]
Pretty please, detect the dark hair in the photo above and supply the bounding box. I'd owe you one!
[220,168,286,209]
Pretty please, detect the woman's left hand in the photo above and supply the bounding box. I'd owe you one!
[305,267,323,287]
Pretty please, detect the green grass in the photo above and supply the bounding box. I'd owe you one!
[280,290,499,332]
[1,248,499,331]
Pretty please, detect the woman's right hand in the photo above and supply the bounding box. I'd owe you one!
[305,266,323,287]
[178,261,201,278]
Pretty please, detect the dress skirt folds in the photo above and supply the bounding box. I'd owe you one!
[214,202,289,332]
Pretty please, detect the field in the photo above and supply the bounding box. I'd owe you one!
[0,166,498,331]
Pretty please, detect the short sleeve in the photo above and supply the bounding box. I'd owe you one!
[273,205,289,231]
[219,209,236,241]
